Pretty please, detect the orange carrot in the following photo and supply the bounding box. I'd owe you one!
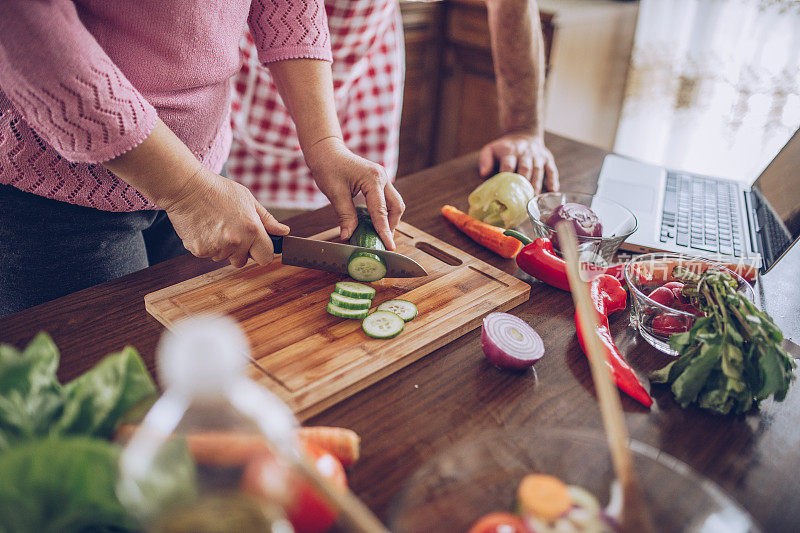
[115,424,361,467]
[298,426,361,467]
[516,474,573,521]
[441,205,523,258]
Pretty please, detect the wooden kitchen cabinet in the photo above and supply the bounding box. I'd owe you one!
[397,1,446,178]
[397,0,638,177]
[434,0,555,163]
[398,0,554,176]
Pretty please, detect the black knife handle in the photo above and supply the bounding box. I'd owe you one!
[269,234,283,254]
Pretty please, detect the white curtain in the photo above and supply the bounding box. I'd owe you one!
[614,0,800,183]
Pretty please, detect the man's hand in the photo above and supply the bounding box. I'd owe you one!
[161,168,289,268]
[478,132,559,193]
[306,137,405,250]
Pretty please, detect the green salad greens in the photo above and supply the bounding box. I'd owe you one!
[0,436,137,533]
[0,332,156,450]
[0,332,158,531]
[650,268,797,415]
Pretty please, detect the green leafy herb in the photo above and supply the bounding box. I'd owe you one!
[650,268,796,415]
[0,436,137,532]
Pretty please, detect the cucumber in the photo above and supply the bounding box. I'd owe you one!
[347,251,387,282]
[327,302,369,319]
[348,205,387,282]
[334,281,376,300]
[330,292,372,310]
[362,310,405,339]
[376,299,418,322]
[350,206,386,251]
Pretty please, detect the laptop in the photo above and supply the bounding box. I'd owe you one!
[595,129,800,274]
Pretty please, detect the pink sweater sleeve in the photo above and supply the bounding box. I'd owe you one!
[248,0,333,65]
[0,0,157,164]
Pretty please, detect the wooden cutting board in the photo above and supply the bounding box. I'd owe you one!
[145,222,530,420]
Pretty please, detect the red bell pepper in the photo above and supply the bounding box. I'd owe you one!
[506,234,628,290]
[512,236,572,291]
[575,275,653,407]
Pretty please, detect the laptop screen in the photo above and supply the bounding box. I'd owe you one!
[751,129,800,269]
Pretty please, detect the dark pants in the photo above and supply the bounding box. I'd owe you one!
[0,184,188,317]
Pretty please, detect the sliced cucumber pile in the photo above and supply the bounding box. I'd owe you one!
[376,299,418,322]
[327,280,417,340]
[330,292,372,310]
[327,302,369,320]
[362,310,405,339]
[334,281,376,300]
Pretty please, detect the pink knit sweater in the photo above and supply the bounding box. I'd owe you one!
[0,0,331,211]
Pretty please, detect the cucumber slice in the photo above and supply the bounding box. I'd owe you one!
[362,310,405,339]
[334,281,376,300]
[327,302,369,320]
[330,292,372,310]
[376,299,418,322]
[347,251,387,282]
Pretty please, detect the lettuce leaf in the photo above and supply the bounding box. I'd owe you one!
[0,333,156,451]
[55,347,156,439]
[0,436,137,532]
[0,333,65,451]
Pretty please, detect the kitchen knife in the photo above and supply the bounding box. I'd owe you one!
[268,235,428,278]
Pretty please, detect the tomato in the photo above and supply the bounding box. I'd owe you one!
[468,512,527,533]
[286,443,347,533]
[240,443,347,533]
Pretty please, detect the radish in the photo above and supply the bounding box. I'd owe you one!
[663,281,689,304]
[481,312,544,370]
[647,286,676,307]
[652,314,690,336]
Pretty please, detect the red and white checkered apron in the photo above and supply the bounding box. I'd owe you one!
[228,0,404,209]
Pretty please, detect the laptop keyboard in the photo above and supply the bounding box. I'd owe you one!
[659,172,743,257]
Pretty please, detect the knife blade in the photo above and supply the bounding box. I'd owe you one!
[269,235,428,278]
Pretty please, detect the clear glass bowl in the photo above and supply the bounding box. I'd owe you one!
[390,428,759,533]
[527,192,637,263]
[624,253,755,355]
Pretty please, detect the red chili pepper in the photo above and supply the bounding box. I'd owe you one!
[575,275,653,407]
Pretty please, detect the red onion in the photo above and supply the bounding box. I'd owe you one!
[481,312,544,370]
[546,203,603,250]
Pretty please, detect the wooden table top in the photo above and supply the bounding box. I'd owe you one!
[2,133,798,531]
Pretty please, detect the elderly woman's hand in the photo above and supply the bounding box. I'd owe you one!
[305,137,405,250]
[161,168,289,268]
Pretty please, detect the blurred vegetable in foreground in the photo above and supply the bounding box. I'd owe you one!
[0,332,156,451]
[0,436,137,533]
[0,333,158,532]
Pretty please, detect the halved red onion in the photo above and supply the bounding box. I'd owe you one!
[481,312,544,370]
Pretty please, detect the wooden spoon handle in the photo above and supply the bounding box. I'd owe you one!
[556,222,654,533]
